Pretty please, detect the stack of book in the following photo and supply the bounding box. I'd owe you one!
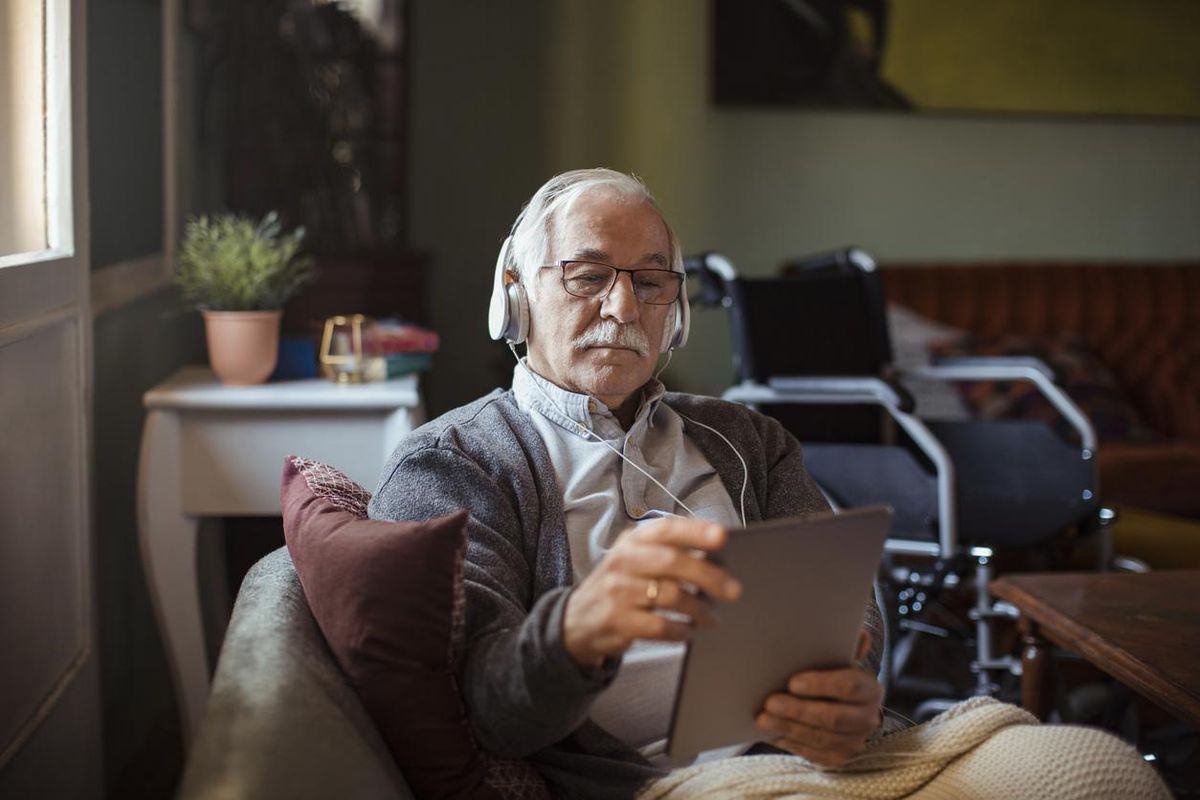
[364,320,439,379]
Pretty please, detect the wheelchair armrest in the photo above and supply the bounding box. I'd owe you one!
[761,375,916,414]
[922,355,1057,382]
[726,377,888,407]
[723,378,958,557]
[904,360,1097,453]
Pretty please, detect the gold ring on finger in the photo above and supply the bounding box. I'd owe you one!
[645,578,661,608]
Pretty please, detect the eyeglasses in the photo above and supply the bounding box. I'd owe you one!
[542,260,684,305]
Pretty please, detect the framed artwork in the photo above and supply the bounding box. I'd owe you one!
[714,0,1200,120]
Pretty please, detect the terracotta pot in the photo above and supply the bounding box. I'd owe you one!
[202,310,282,385]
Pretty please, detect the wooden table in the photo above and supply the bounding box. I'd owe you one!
[138,367,424,745]
[991,570,1200,727]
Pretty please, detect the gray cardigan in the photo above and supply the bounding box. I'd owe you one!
[368,389,885,799]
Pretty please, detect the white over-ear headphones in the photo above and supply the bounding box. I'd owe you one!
[487,236,530,344]
[664,270,691,351]
[487,235,691,352]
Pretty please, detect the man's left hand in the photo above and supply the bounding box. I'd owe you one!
[754,628,883,767]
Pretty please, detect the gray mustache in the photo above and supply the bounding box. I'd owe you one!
[574,321,649,357]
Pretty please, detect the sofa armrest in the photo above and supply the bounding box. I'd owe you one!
[178,547,414,800]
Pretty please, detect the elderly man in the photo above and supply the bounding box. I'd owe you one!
[368,168,885,797]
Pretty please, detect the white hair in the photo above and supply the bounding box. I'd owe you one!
[504,168,683,298]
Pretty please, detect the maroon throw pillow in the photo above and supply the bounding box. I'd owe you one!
[280,456,548,800]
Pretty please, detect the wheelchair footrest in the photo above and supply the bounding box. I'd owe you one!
[968,601,1021,621]
[899,619,952,638]
[972,656,1022,676]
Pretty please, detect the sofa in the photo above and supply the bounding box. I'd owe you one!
[881,260,1200,520]
[180,455,551,800]
[177,547,414,800]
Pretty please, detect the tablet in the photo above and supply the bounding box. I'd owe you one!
[666,505,891,760]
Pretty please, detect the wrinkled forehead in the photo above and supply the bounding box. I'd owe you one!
[549,186,671,266]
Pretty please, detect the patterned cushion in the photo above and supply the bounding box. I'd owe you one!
[886,303,971,420]
[281,456,549,799]
[930,334,1160,443]
[290,456,373,515]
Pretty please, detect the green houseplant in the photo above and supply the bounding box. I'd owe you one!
[175,211,315,384]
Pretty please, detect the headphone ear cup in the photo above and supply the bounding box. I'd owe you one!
[488,240,510,341]
[508,281,529,344]
[660,309,676,354]
[674,287,690,349]
[489,236,527,343]
[660,288,690,352]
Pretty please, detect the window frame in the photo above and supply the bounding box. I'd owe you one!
[0,0,73,271]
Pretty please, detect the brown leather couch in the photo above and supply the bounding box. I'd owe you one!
[881,261,1200,519]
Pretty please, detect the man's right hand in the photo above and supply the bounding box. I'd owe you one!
[562,519,742,668]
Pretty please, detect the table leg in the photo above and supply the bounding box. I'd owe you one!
[137,409,208,746]
[1019,616,1052,721]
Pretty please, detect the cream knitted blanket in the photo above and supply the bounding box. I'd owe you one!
[640,697,1170,800]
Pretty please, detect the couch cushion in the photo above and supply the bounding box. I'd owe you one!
[879,261,1200,438]
[886,303,970,420]
[281,456,548,800]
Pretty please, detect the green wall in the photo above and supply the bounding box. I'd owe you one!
[405,0,554,412]
[87,0,164,269]
[92,292,204,798]
[88,1,210,796]
[407,0,1200,411]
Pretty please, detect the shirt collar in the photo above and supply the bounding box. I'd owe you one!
[512,359,667,439]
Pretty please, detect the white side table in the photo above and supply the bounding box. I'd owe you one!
[136,366,424,744]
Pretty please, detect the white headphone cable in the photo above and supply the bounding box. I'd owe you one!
[508,344,749,528]
[676,413,749,528]
[510,345,699,518]
[652,349,672,381]
[583,427,702,520]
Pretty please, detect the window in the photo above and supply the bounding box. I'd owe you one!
[0,0,71,267]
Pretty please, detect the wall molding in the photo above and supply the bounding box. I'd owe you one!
[0,300,77,348]
[0,313,91,773]
[90,253,170,317]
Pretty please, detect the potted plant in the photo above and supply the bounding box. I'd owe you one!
[175,211,315,384]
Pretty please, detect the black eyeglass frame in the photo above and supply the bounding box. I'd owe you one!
[539,260,685,305]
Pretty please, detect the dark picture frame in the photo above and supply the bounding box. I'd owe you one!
[713,0,1200,120]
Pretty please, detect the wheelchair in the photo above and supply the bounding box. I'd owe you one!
[686,248,1116,715]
